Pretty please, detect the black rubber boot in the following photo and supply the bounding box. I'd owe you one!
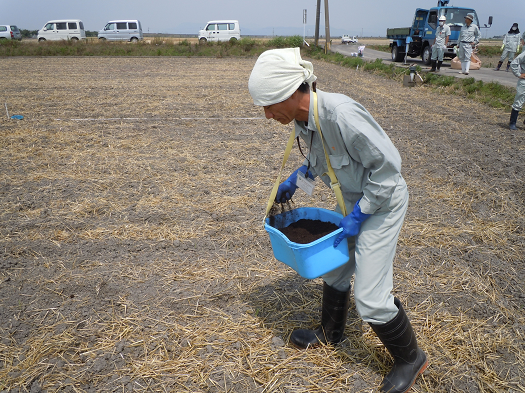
[494,61,503,71]
[509,109,519,130]
[290,282,350,349]
[369,298,428,393]
[429,60,437,72]
[506,62,511,72]
[436,61,443,71]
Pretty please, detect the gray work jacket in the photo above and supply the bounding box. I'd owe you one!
[503,33,521,52]
[511,51,525,77]
[459,23,480,44]
[435,24,451,46]
[294,89,403,215]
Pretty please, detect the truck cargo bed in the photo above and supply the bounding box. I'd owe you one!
[386,27,411,38]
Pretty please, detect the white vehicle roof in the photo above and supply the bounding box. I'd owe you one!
[45,19,83,23]
[205,20,238,24]
[106,20,140,23]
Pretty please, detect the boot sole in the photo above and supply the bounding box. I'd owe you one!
[380,356,428,393]
[399,359,429,393]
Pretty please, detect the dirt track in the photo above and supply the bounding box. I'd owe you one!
[1,56,524,393]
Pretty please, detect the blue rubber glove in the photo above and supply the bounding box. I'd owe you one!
[333,200,371,248]
[275,165,313,203]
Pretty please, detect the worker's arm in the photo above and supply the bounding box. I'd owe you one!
[473,25,480,46]
[445,26,451,46]
[337,103,402,215]
[510,52,525,78]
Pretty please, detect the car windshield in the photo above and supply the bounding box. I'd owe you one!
[440,9,478,26]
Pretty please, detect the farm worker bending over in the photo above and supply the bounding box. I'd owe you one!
[495,23,521,72]
[248,48,427,393]
[430,15,451,72]
[509,51,525,130]
[457,13,480,75]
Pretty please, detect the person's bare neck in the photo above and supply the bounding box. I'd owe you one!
[294,91,311,122]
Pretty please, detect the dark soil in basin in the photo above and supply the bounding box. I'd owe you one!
[277,219,339,244]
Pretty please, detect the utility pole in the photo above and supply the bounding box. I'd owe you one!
[324,0,330,53]
[303,9,307,44]
[314,0,321,46]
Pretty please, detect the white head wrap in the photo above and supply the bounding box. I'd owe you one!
[248,47,317,106]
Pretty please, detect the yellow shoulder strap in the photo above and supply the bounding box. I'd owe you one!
[264,91,348,219]
[264,128,296,218]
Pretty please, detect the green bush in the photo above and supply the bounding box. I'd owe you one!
[461,77,476,86]
[424,73,455,87]
[341,56,364,68]
[239,37,256,52]
[266,35,304,48]
[477,45,502,57]
[285,35,305,48]
[266,36,287,48]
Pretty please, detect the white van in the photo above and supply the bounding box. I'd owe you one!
[98,20,143,42]
[198,20,240,43]
[38,20,86,41]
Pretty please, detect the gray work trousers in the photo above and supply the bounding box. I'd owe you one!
[458,42,473,62]
[322,177,409,324]
[512,78,525,111]
[431,44,445,61]
[500,48,517,63]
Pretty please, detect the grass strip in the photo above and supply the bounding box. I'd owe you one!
[0,36,304,57]
[367,44,505,57]
[304,45,517,112]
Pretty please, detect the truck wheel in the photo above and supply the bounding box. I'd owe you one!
[391,45,404,62]
[199,37,207,44]
[422,45,431,65]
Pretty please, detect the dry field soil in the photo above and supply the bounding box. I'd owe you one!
[1,56,524,393]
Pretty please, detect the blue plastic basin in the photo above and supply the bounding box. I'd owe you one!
[264,207,349,279]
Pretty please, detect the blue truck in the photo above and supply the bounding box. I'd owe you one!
[387,0,492,65]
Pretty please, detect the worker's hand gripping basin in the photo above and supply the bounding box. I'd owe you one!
[264,207,349,279]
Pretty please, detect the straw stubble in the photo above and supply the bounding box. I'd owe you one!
[0,56,523,392]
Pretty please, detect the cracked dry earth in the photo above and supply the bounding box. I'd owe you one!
[0,56,524,393]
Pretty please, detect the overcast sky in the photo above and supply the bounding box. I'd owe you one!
[1,0,523,38]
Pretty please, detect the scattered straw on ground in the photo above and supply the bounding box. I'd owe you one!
[0,56,524,393]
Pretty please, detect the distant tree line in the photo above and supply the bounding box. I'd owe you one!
[20,30,38,38]
[19,29,98,38]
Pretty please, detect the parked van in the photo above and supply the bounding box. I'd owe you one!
[0,25,22,41]
[98,20,143,42]
[198,20,240,43]
[37,20,86,41]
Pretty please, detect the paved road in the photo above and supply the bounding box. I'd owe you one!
[332,43,518,89]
